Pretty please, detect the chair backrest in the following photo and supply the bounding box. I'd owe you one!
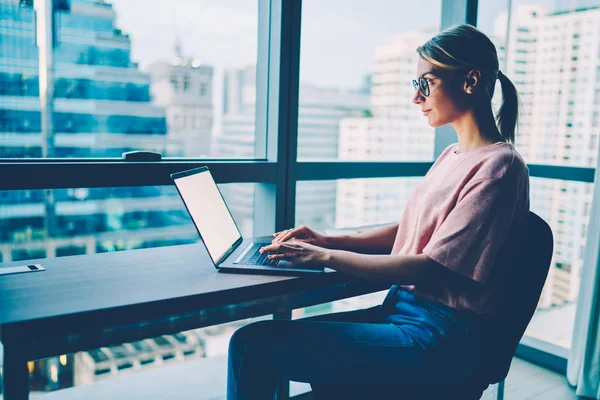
[481,211,554,384]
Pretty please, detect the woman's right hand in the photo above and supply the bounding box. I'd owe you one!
[272,225,330,248]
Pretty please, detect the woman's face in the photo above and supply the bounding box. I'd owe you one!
[412,57,468,127]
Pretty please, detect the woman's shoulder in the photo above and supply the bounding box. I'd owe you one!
[473,142,529,181]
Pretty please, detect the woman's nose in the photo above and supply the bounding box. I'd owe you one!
[412,89,424,105]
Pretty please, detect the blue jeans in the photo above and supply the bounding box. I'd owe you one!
[227,287,485,400]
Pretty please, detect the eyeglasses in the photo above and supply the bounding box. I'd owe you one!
[412,75,431,97]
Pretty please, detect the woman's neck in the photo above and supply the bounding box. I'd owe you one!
[451,106,503,153]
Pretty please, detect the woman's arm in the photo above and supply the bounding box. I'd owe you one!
[262,239,466,287]
[326,223,399,255]
[322,250,442,286]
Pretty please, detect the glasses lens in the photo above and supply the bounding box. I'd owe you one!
[412,80,419,91]
[419,77,429,97]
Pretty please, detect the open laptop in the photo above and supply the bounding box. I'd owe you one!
[171,166,332,275]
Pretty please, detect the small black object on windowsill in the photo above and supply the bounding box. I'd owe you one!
[121,151,163,161]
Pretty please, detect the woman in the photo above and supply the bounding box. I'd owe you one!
[227,24,530,400]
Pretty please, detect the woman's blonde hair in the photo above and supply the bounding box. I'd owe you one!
[416,24,519,144]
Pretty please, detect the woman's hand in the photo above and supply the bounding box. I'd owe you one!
[259,240,331,268]
[271,225,330,248]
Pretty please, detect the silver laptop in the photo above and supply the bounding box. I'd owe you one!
[171,166,331,275]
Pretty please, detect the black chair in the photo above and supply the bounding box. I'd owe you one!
[310,211,554,400]
[472,211,554,399]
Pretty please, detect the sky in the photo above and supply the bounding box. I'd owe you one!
[111,0,438,90]
[109,0,600,93]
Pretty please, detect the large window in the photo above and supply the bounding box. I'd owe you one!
[0,0,260,160]
[297,0,442,162]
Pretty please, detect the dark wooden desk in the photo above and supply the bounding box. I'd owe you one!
[0,242,387,399]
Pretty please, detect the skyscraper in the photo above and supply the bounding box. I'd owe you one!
[495,5,600,310]
[336,31,435,228]
[148,52,214,158]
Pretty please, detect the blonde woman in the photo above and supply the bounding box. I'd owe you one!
[227,24,529,400]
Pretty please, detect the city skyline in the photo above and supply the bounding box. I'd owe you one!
[110,0,600,90]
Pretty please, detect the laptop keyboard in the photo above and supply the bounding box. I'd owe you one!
[236,242,280,267]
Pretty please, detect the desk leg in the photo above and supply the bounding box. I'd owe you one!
[274,311,292,400]
[3,345,29,400]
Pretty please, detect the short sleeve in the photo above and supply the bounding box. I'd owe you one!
[422,177,518,284]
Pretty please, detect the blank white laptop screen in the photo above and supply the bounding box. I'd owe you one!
[173,170,241,264]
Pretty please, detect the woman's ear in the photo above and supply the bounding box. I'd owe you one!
[464,69,482,94]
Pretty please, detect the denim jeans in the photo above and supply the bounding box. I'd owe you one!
[227,287,485,400]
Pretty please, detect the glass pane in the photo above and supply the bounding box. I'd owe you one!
[296,177,422,233]
[499,0,600,167]
[525,177,593,348]
[0,0,260,159]
[298,0,442,161]
[0,184,253,262]
[0,183,256,393]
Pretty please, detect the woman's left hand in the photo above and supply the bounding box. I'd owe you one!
[259,239,331,268]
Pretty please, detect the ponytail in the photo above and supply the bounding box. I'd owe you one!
[496,71,519,144]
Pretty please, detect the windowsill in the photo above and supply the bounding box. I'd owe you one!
[516,335,568,374]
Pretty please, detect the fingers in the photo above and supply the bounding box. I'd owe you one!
[260,241,301,254]
[266,252,296,262]
[273,229,296,243]
[260,243,278,253]
[273,226,309,243]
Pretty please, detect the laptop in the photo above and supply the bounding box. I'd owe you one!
[171,166,332,275]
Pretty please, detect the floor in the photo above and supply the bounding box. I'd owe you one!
[479,357,577,400]
[24,355,586,400]
[295,357,580,400]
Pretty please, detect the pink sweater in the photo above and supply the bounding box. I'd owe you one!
[391,142,530,316]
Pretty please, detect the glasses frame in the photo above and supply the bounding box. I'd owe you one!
[412,75,431,97]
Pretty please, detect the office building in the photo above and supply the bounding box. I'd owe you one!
[336,31,434,228]
[148,45,214,158]
[494,5,600,309]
